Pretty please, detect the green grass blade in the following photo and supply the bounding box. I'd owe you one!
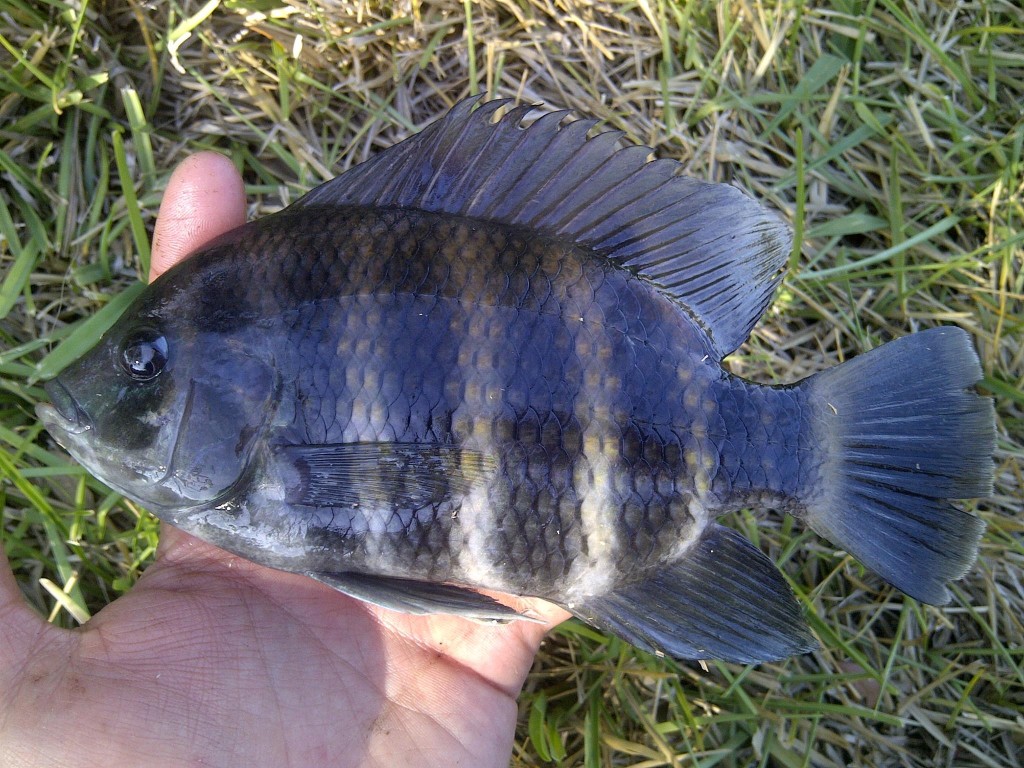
[32,282,146,382]
[111,129,151,277]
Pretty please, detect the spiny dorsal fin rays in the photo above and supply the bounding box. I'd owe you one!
[293,96,792,358]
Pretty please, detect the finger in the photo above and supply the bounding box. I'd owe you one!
[0,542,51,663]
[150,151,246,280]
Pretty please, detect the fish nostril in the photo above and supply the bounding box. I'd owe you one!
[44,378,84,427]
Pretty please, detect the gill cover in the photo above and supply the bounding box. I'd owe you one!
[159,347,277,506]
[39,303,277,514]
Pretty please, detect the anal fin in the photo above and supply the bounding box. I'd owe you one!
[307,571,530,623]
[572,524,815,663]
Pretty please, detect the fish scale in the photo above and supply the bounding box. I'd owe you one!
[38,99,994,663]
[711,381,811,512]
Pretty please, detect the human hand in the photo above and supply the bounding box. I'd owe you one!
[1,153,570,768]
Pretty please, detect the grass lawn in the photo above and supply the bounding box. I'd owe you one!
[1,1,1021,765]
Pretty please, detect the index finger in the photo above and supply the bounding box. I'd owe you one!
[150,152,246,281]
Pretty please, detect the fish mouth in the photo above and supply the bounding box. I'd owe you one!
[36,378,92,436]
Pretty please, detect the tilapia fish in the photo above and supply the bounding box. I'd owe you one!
[37,98,994,663]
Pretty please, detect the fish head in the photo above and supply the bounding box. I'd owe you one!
[36,268,278,517]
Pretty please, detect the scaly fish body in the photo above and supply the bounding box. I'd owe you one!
[38,100,994,662]
[158,206,804,597]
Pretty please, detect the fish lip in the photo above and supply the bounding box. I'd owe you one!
[37,378,92,435]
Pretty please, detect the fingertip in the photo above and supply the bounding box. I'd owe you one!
[150,152,246,281]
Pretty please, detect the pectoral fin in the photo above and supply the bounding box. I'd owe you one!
[572,524,816,663]
[279,442,495,509]
[307,571,529,623]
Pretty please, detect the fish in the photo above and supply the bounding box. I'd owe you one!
[36,98,995,663]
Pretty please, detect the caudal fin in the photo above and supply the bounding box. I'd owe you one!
[803,326,994,604]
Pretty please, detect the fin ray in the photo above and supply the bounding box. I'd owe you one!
[803,326,994,603]
[308,572,525,622]
[294,98,791,357]
[279,442,494,510]
[571,524,815,663]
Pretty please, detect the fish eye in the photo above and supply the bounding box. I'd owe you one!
[120,328,168,382]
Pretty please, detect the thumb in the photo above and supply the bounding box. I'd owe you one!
[150,151,246,280]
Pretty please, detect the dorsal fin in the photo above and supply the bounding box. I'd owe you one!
[294,97,792,358]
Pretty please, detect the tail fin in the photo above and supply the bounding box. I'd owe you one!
[803,326,994,604]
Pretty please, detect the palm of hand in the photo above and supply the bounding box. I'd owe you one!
[1,527,563,767]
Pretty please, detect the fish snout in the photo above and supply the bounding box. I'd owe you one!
[38,378,92,435]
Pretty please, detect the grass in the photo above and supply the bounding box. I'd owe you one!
[1,0,1022,765]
